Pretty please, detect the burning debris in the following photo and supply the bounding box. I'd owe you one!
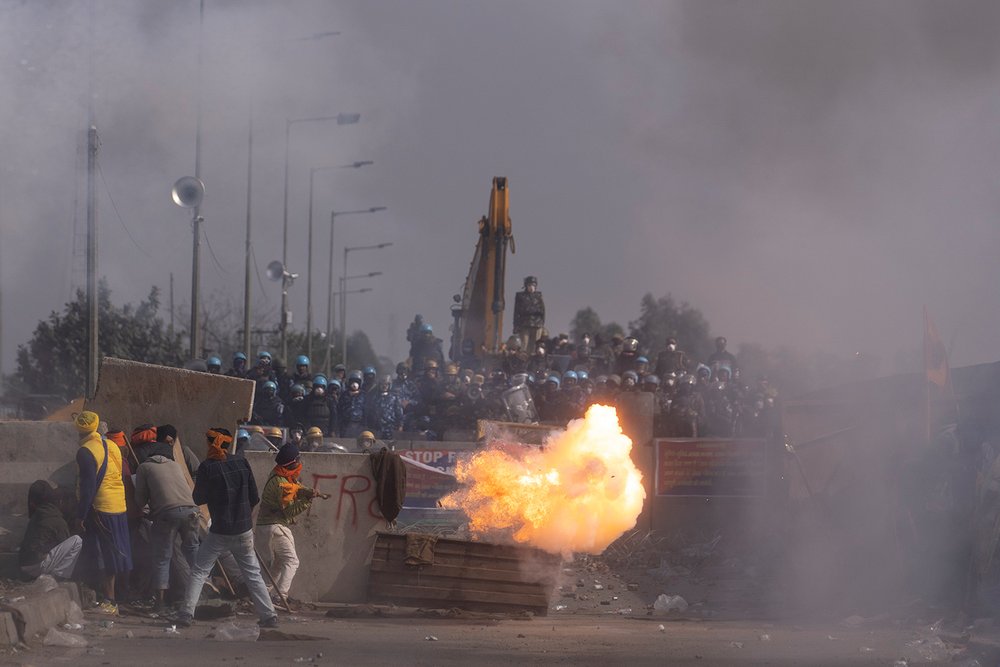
[441,405,645,556]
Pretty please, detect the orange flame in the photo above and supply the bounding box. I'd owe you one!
[441,404,645,555]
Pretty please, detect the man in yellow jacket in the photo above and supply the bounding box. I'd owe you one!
[74,411,132,615]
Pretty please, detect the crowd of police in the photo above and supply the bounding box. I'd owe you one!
[203,324,779,442]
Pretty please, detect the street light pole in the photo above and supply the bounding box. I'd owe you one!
[242,103,254,361]
[341,242,392,368]
[323,206,386,374]
[281,113,360,362]
[307,166,376,364]
[191,0,205,360]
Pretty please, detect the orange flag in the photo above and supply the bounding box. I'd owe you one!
[923,306,951,391]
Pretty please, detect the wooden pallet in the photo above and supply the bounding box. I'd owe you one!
[368,533,562,616]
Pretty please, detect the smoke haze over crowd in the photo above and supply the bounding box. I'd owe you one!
[3,0,999,378]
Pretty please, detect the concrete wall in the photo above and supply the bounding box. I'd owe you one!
[246,451,389,602]
[86,357,255,452]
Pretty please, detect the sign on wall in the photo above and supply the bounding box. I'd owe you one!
[655,438,767,497]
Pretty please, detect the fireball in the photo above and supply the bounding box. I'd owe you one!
[441,404,645,555]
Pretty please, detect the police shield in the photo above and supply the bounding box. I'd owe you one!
[502,384,538,424]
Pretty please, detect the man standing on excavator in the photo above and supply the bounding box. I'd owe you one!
[513,276,545,352]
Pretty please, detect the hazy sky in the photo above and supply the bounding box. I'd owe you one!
[2,0,999,377]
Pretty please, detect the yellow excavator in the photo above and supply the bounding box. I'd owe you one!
[449,177,515,365]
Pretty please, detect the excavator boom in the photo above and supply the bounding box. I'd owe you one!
[450,177,514,363]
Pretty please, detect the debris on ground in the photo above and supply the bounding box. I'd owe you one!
[42,627,88,647]
[654,594,688,612]
[213,621,259,642]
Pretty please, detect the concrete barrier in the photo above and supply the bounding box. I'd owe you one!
[246,451,389,603]
[86,357,255,450]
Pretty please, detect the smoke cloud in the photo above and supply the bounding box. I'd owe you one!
[3,1,999,377]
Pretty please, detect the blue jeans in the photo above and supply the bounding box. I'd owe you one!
[150,506,201,591]
[179,530,275,621]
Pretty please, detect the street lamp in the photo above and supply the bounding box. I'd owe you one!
[323,207,387,373]
[341,242,392,368]
[281,112,361,362]
[267,261,298,337]
[171,176,206,359]
[306,163,375,363]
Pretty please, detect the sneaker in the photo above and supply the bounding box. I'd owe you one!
[174,613,193,628]
[96,600,119,616]
[258,615,279,629]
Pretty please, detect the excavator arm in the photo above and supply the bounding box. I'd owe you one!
[450,177,514,363]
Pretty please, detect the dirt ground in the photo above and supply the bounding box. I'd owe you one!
[1,531,991,666]
[1,607,986,667]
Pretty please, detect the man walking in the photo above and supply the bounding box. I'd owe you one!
[174,428,277,628]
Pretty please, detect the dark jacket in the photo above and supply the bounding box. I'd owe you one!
[19,503,70,567]
[513,290,545,329]
[192,457,259,535]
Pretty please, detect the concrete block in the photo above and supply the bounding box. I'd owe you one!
[57,581,82,608]
[6,586,71,640]
[247,452,388,603]
[86,357,254,448]
[0,611,18,646]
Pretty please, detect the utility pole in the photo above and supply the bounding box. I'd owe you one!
[243,106,254,361]
[189,0,205,360]
[169,273,175,338]
[86,126,99,398]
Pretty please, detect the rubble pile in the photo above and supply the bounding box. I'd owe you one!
[551,529,770,619]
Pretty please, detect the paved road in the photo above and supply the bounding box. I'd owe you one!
[3,607,975,666]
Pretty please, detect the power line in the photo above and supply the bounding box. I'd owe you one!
[96,161,151,257]
[249,243,269,302]
[201,224,227,275]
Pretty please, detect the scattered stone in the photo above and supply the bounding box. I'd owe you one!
[729,641,744,649]
[517,633,526,638]
[759,633,771,642]
[653,594,688,612]
[658,624,665,632]
[43,627,88,647]
[425,636,438,641]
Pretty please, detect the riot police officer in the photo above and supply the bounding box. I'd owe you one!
[513,276,545,352]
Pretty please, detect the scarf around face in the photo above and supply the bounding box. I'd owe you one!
[273,461,304,508]
[206,429,233,461]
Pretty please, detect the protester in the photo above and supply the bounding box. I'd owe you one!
[255,443,327,602]
[134,443,200,611]
[19,480,81,580]
[174,428,277,628]
[74,410,132,615]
